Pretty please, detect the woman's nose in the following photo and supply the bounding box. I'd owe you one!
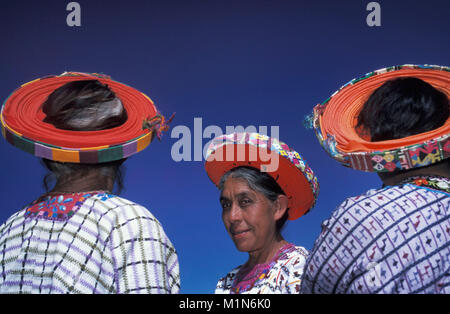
[228,203,242,222]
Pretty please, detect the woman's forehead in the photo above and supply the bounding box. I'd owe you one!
[220,177,258,198]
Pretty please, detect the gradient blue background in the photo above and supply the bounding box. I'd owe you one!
[0,0,448,293]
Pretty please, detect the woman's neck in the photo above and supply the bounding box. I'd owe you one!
[51,172,114,194]
[246,237,287,268]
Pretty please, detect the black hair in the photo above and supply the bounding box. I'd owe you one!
[42,80,128,131]
[218,166,289,235]
[41,80,128,194]
[357,77,449,142]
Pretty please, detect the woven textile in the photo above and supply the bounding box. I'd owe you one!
[309,64,450,172]
[0,192,180,294]
[215,243,308,294]
[205,132,319,220]
[301,177,449,294]
[0,72,172,163]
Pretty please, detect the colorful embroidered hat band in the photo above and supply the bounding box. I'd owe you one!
[1,72,171,163]
[310,64,450,172]
[205,132,319,220]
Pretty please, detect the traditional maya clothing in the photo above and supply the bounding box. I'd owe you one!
[302,65,450,294]
[205,132,320,293]
[215,243,308,294]
[302,176,449,293]
[0,191,179,294]
[0,72,180,293]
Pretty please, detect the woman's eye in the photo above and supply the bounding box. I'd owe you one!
[221,201,231,210]
[240,199,252,206]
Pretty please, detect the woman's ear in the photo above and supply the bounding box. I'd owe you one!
[273,194,289,221]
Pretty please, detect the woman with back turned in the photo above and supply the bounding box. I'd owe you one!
[302,65,449,294]
[0,72,179,294]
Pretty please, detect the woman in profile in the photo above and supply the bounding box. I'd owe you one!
[205,132,319,293]
[0,72,179,294]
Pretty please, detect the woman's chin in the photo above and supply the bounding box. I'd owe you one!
[232,239,255,253]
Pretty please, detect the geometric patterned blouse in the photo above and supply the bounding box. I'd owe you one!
[300,176,449,294]
[0,191,180,294]
[215,243,308,294]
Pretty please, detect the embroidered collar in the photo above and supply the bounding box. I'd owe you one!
[400,176,450,194]
[230,243,295,294]
[24,190,109,221]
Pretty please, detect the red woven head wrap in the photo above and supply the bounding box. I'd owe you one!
[205,132,319,220]
[1,72,173,163]
[309,65,450,172]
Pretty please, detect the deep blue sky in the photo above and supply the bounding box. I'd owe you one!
[0,1,448,293]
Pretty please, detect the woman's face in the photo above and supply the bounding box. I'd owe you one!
[220,176,281,253]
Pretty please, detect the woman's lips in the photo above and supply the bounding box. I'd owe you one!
[231,229,251,239]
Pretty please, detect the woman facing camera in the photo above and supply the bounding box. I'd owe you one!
[205,132,319,294]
